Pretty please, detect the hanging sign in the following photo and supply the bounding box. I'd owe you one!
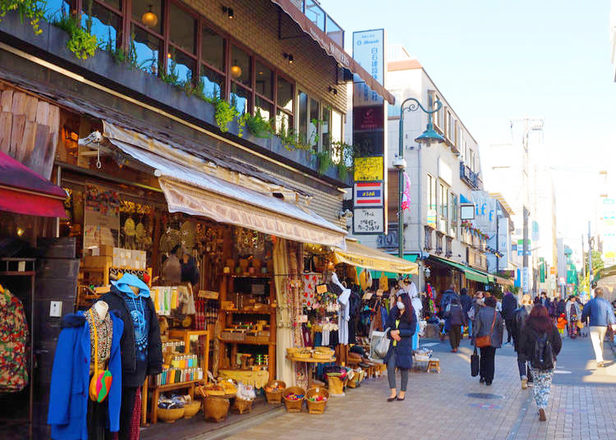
[353,208,385,234]
[354,182,384,207]
[354,156,384,181]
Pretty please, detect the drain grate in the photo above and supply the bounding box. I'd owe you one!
[466,393,504,399]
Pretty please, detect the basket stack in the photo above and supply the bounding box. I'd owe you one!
[264,380,286,404]
[231,397,253,414]
[306,387,329,415]
[282,386,305,413]
[203,397,230,422]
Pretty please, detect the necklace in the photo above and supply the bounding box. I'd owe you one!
[127,296,148,360]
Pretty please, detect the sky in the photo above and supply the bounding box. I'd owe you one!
[322,0,616,258]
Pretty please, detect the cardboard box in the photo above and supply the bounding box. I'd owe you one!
[83,255,112,268]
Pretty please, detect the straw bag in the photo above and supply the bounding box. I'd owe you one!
[475,311,496,349]
[88,309,113,403]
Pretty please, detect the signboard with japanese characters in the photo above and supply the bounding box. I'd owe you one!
[353,208,385,234]
[354,182,384,207]
[354,156,384,182]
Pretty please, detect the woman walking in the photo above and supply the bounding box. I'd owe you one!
[473,296,504,386]
[518,305,562,421]
[384,291,417,401]
[446,296,467,352]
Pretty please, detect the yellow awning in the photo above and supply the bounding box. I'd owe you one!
[332,240,419,275]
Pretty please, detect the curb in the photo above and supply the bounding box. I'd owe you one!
[187,405,285,440]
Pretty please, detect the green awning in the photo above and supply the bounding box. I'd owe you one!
[431,256,494,284]
[370,254,419,279]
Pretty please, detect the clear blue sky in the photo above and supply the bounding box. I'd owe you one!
[322,0,616,256]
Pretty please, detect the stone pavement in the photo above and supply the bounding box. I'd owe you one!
[216,335,616,440]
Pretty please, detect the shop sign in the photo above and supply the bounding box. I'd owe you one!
[460,204,475,220]
[352,29,385,107]
[353,208,384,234]
[84,183,120,249]
[354,182,383,207]
[354,156,384,182]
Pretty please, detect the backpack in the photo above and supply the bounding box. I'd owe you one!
[467,306,476,321]
[531,332,554,370]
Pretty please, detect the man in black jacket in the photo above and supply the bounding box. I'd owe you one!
[511,294,533,389]
[502,290,518,344]
[460,288,473,337]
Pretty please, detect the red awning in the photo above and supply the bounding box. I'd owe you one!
[0,151,67,217]
[271,0,395,105]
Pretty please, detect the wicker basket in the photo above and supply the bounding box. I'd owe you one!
[306,387,329,415]
[282,386,306,413]
[183,401,201,418]
[203,397,230,423]
[158,407,185,423]
[265,380,286,404]
[231,397,253,414]
[327,376,346,396]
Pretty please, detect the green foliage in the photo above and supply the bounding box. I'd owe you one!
[104,31,138,69]
[0,0,45,35]
[246,111,274,139]
[53,12,97,59]
[159,53,180,86]
[213,98,237,133]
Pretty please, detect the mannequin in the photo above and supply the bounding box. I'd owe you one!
[94,300,109,319]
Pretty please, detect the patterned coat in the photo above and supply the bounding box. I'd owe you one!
[0,286,29,392]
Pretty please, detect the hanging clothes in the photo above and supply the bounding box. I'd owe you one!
[301,273,319,309]
[0,286,29,392]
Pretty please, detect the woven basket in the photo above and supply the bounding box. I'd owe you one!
[306,387,329,415]
[282,386,306,413]
[183,401,201,418]
[231,397,253,414]
[265,380,286,404]
[158,407,184,423]
[327,376,346,396]
[203,397,230,423]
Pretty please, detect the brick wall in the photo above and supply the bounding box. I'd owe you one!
[182,0,347,113]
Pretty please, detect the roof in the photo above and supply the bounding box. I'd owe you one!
[388,59,423,71]
[490,192,516,216]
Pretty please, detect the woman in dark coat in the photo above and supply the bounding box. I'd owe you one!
[384,292,417,401]
[446,296,467,352]
[473,296,504,386]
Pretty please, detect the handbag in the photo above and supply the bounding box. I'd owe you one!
[373,327,391,359]
[475,310,497,348]
[88,309,113,403]
[470,346,480,377]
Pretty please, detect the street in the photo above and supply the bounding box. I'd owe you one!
[222,336,616,440]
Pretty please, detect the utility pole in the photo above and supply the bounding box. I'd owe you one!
[581,233,586,280]
[588,221,593,295]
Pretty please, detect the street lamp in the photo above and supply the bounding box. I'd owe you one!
[396,97,445,259]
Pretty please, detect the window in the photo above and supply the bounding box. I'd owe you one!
[276,75,294,133]
[230,46,252,114]
[427,174,437,229]
[439,183,449,234]
[255,61,274,120]
[82,0,122,49]
[450,192,458,238]
[388,90,402,118]
[131,0,163,75]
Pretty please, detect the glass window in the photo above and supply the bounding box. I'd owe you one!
[201,26,225,72]
[325,15,343,47]
[298,91,308,141]
[231,46,251,87]
[331,110,342,144]
[255,62,273,99]
[132,25,161,75]
[440,184,448,219]
[309,98,319,148]
[82,3,120,49]
[168,50,195,84]
[321,106,331,149]
[388,90,402,117]
[277,76,293,112]
[255,96,273,121]
[169,2,196,54]
[46,0,71,22]
[276,110,291,134]
[304,0,325,31]
[132,0,163,34]
[231,86,251,115]
[98,0,120,12]
[200,65,224,99]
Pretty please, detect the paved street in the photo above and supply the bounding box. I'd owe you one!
[221,335,616,440]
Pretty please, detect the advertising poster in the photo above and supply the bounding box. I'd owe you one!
[83,183,120,249]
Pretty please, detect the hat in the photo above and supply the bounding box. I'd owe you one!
[111,273,150,298]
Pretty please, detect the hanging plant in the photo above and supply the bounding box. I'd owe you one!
[213,98,237,133]
[53,11,97,60]
[0,0,45,35]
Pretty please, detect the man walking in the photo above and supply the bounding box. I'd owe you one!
[581,287,616,367]
[502,290,518,345]
[511,294,533,389]
[460,288,473,337]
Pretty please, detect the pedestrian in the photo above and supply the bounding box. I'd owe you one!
[566,296,582,337]
[502,290,518,344]
[556,298,567,318]
[511,294,534,389]
[473,296,504,386]
[518,305,562,422]
[440,284,459,316]
[557,313,567,336]
[460,288,473,336]
[581,287,616,367]
[384,291,417,401]
[446,296,467,352]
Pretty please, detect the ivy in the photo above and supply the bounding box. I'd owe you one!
[245,110,274,139]
[53,11,97,59]
[213,98,237,133]
[0,0,45,35]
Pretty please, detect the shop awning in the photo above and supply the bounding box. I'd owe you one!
[494,275,514,286]
[332,240,419,275]
[271,0,395,105]
[98,124,347,248]
[431,256,495,284]
[370,254,418,279]
[0,151,67,217]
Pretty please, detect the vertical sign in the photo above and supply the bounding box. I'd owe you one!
[497,217,509,270]
[353,29,387,235]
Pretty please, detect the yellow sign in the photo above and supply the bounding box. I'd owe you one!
[354,157,383,182]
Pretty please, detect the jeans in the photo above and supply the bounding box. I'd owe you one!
[449,325,462,350]
[517,356,533,382]
[505,319,514,343]
[529,367,554,410]
[590,326,608,363]
[468,319,473,336]
[387,353,409,392]
[479,346,496,383]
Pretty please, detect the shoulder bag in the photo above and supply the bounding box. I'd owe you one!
[475,310,497,348]
[88,309,113,403]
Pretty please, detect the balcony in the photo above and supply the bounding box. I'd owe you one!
[460,161,480,189]
[289,0,344,47]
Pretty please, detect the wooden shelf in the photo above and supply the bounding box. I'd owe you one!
[219,338,275,346]
[221,308,275,314]
[0,271,36,276]
[148,379,202,391]
[221,274,273,279]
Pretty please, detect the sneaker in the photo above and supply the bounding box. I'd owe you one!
[538,409,547,421]
[521,378,528,389]
[479,377,485,384]
[528,382,534,387]
[486,381,492,386]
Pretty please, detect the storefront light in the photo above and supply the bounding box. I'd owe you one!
[230,65,242,79]
[141,5,158,28]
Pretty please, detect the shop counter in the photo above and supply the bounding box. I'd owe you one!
[218,369,270,389]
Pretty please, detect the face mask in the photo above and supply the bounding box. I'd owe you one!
[396,301,405,310]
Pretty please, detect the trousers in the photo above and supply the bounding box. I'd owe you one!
[505,319,514,343]
[517,356,533,382]
[449,325,462,349]
[590,326,607,363]
[479,346,496,383]
[387,353,409,392]
[529,367,554,410]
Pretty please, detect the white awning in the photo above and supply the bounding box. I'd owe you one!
[100,123,347,248]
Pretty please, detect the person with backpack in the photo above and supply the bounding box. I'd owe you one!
[511,294,534,389]
[473,296,504,386]
[502,290,518,345]
[460,288,473,337]
[446,296,467,352]
[518,305,562,422]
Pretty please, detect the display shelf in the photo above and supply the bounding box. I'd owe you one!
[220,274,273,279]
[220,308,275,314]
[218,338,275,346]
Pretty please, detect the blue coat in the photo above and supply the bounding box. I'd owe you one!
[383,308,417,369]
[48,311,124,439]
[582,297,616,327]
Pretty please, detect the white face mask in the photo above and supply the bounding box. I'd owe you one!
[396,301,405,310]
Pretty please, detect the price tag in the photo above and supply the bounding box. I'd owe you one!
[316,284,328,294]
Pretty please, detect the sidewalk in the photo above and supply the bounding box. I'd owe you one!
[215,336,616,440]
